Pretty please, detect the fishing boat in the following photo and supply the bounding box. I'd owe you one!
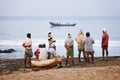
[49,22,76,26]
[31,56,64,67]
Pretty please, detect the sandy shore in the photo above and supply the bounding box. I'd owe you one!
[0,56,120,80]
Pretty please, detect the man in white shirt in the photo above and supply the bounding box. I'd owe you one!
[64,33,74,66]
[48,43,59,59]
[48,43,62,68]
[23,33,33,68]
[83,32,95,63]
[39,44,48,60]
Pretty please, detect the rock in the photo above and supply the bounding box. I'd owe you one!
[0,48,16,53]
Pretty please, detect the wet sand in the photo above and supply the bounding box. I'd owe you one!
[0,56,120,80]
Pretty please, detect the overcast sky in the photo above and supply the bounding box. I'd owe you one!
[0,0,120,16]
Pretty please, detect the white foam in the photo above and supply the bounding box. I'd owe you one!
[0,39,120,59]
[0,39,120,47]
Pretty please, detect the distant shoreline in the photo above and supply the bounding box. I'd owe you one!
[0,16,120,20]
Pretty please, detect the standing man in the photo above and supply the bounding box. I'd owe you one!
[75,29,86,62]
[83,32,95,63]
[23,33,33,68]
[101,28,109,60]
[64,33,74,66]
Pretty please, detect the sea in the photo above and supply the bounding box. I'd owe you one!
[0,16,120,59]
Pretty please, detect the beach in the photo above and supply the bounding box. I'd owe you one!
[0,56,120,80]
[0,0,120,80]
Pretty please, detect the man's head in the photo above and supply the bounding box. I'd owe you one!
[86,32,90,37]
[27,33,31,38]
[38,44,42,48]
[68,33,71,38]
[42,43,46,48]
[102,28,107,33]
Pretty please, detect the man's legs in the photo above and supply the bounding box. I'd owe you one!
[24,57,27,67]
[66,56,69,66]
[87,53,90,63]
[105,48,108,58]
[66,56,74,66]
[83,50,87,62]
[91,52,94,63]
[28,57,32,67]
[71,56,74,66]
[78,50,81,62]
[85,52,90,63]
[102,48,105,60]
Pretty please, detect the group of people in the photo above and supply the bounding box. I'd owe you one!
[22,32,61,68]
[64,28,109,66]
[22,28,109,68]
[64,31,95,66]
[34,33,60,60]
[75,28,109,64]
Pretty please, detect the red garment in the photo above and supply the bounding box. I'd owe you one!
[102,32,109,46]
[34,49,40,59]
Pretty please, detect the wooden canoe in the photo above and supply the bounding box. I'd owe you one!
[49,22,76,26]
[31,56,64,67]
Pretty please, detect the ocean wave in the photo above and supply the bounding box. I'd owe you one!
[0,39,120,59]
[0,39,120,47]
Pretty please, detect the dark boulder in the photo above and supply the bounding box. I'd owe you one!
[0,48,16,53]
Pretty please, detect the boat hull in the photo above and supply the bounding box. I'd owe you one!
[49,22,76,26]
[31,56,64,67]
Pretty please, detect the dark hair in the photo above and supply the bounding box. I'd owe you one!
[38,44,42,48]
[42,43,46,48]
[27,33,31,38]
[68,33,70,35]
[48,32,51,35]
[86,32,90,37]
